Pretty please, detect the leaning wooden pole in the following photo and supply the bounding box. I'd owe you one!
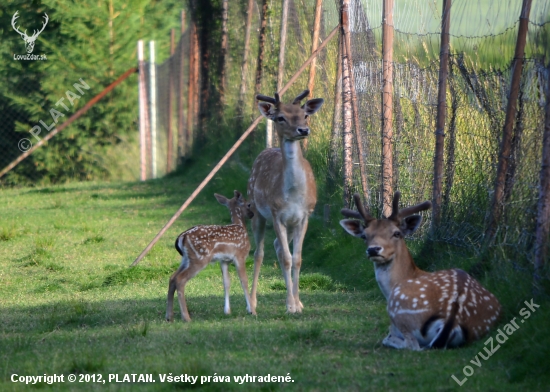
[342,0,369,202]
[534,63,550,278]
[341,1,353,206]
[432,0,451,229]
[0,68,137,179]
[381,0,394,217]
[485,0,532,244]
[131,25,340,266]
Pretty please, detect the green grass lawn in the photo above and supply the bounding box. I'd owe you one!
[1,156,549,391]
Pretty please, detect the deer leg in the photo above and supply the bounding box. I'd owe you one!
[166,270,178,322]
[174,263,204,322]
[291,218,308,312]
[273,220,295,313]
[250,215,266,311]
[220,262,231,315]
[382,322,421,350]
[166,254,190,322]
[235,256,255,315]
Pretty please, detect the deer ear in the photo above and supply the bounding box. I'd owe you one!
[214,193,229,207]
[303,98,324,115]
[258,102,276,119]
[400,215,422,236]
[234,190,244,204]
[339,219,365,238]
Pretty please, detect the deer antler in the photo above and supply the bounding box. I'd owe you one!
[388,192,431,222]
[256,93,280,107]
[11,11,28,39]
[292,90,310,105]
[30,13,49,39]
[341,193,374,225]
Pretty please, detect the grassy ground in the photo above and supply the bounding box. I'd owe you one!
[1,154,549,391]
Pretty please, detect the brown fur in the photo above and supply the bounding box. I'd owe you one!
[166,191,254,322]
[248,90,324,313]
[341,193,501,349]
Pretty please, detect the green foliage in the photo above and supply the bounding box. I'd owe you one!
[1,0,182,185]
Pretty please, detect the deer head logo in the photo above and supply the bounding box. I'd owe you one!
[11,11,49,54]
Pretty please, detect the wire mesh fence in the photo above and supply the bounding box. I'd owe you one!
[1,0,548,267]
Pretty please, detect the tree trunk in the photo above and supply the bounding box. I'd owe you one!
[432,0,451,229]
[237,0,255,123]
[341,1,353,206]
[254,0,269,99]
[381,0,394,217]
[219,0,229,106]
[485,0,532,245]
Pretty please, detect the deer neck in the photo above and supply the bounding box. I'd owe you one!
[374,244,423,300]
[230,212,247,233]
[279,137,307,198]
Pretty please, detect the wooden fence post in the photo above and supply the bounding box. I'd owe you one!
[432,0,451,229]
[485,0,533,244]
[381,0,394,217]
[255,0,269,146]
[304,0,323,152]
[177,10,186,162]
[186,21,198,155]
[220,0,229,105]
[534,63,550,279]
[138,40,148,181]
[237,0,255,122]
[342,0,369,202]
[307,0,323,98]
[167,29,175,173]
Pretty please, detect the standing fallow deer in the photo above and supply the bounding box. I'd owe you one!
[248,90,324,313]
[340,193,501,350]
[166,191,254,322]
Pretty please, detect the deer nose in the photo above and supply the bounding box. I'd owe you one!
[297,127,310,136]
[367,246,382,257]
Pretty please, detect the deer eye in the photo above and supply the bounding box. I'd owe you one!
[393,231,401,238]
[276,116,286,123]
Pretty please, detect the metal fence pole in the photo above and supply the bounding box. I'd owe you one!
[138,40,148,181]
[149,40,157,179]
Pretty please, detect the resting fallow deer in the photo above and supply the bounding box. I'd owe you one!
[340,193,501,350]
[248,90,324,313]
[166,191,255,322]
